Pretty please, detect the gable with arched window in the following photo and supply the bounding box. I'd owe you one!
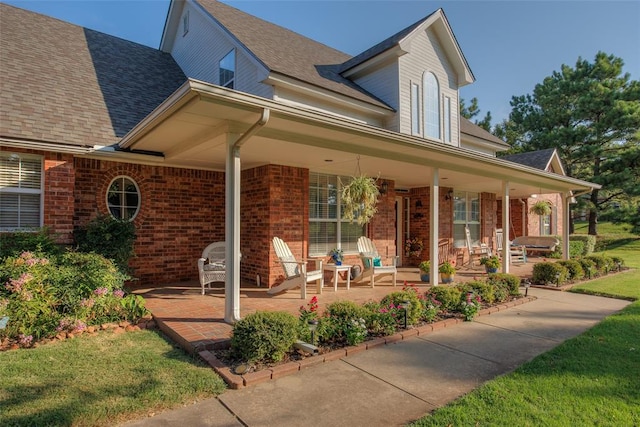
[423,71,440,140]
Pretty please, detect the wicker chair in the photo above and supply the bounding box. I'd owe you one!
[197,242,230,295]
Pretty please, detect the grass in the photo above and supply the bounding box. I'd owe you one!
[411,223,640,426]
[0,329,226,427]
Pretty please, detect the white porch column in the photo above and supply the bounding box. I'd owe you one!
[429,168,439,285]
[225,133,241,323]
[561,192,571,260]
[501,181,510,274]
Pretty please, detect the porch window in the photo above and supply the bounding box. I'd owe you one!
[410,82,421,136]
[423,71,440,140]
[219,49,235,89]
[453,191,480,247]
[0,152,42,231]
[309,172,364,256]
[106,176,140,221]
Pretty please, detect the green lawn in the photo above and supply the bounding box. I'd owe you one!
[0,329,226,427]
[411,226,640,426]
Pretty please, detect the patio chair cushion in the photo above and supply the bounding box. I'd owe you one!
[203,261,225,271]
[362,255,381,268]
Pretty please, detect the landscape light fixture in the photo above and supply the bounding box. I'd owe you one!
[379,180,388,194]
[308,319,318,345]
[399,300,410,329]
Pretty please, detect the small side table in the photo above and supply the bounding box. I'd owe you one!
[323,263,352,291]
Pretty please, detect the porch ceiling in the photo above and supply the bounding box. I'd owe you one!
[117,80,599,199]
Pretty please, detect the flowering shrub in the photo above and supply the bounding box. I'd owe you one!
[459,292,482,321]
[0,251,148,347]
[421,294,441,323]
[322,301,370,346]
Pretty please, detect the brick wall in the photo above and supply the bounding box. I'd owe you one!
[74,158,225,284]
[240,164,309,288]
[404,186,454,266]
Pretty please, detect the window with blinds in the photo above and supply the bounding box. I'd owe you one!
[453,191,480,248]
[309,172,364,256]
[0,152,42,230]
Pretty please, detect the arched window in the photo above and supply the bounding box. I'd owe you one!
[423,72,440,139]
[106,176,140,221]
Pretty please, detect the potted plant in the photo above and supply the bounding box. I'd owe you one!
[438,260,456,284]
[341,175,380,225]
[480,255,500,273]
[329,248,344,265]
[529,200,552,216]
[418,260,430,282]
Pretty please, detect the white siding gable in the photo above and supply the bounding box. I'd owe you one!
[167,2,273,99]
[398,28,459,146]
[351,62,400,131]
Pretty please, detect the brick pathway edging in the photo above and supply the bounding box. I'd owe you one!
[198,295,538,389]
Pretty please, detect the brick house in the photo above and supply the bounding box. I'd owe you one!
[0,1,599,322]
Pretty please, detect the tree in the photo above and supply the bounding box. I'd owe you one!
[460,97,492,132]
[506,52,640,235]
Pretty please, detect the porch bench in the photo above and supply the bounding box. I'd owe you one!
[511,236,559,253]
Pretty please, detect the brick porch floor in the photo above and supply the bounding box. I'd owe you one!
[134,261,538,354]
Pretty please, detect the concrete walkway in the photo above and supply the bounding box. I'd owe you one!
[121,288,630,427]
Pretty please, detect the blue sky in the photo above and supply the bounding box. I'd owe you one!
[4,0,639,126]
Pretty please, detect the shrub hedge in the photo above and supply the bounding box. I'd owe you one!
[230,311,299,363]
[532,262,568,286]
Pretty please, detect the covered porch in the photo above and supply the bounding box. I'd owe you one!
[115,79,599,324]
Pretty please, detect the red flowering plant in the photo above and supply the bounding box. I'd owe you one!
[299,296,319,323]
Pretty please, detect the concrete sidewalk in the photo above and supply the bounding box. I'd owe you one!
[121,288,630,427]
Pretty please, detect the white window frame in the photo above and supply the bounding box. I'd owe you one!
[182,10,189,36]
[444,95,451,143]
[453,191,480,248]
[309,172,364,256]
[0,152,43,231]
[219,49,236,89]
[106,176,141,221]
[423,71,441,140]
[410,82,421,136]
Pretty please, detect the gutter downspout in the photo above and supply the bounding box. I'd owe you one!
[225,108,270,324]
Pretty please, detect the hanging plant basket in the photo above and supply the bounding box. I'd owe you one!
[341,175,380,225]
[529,200,552,216]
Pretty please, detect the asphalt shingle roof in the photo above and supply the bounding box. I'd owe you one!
[501,148,556,170]
[196,0,393,110]
[0,3,186,147]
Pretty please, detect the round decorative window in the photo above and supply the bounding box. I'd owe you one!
[106,176,140,221]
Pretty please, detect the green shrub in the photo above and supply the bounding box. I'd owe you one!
[380,290,422,326]
[74,215,136,274]
[556,259,585,281]
[362,301,398,336]
[577,258,597,279]
[425,286,462,311]
[230,311,299,364]
[486,273,521,297]
[0,228,61,259]
[323,300,370,346]
[610,256,625,270]
[461,280,496,304]
[585,254,614,274]
[570,234,595,255]
[568,241,585,258]
[532,262,569,286]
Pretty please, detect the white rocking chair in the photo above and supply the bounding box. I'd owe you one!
[354,236,397,287]
[268,237,323,299]
[465,226,491,268]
